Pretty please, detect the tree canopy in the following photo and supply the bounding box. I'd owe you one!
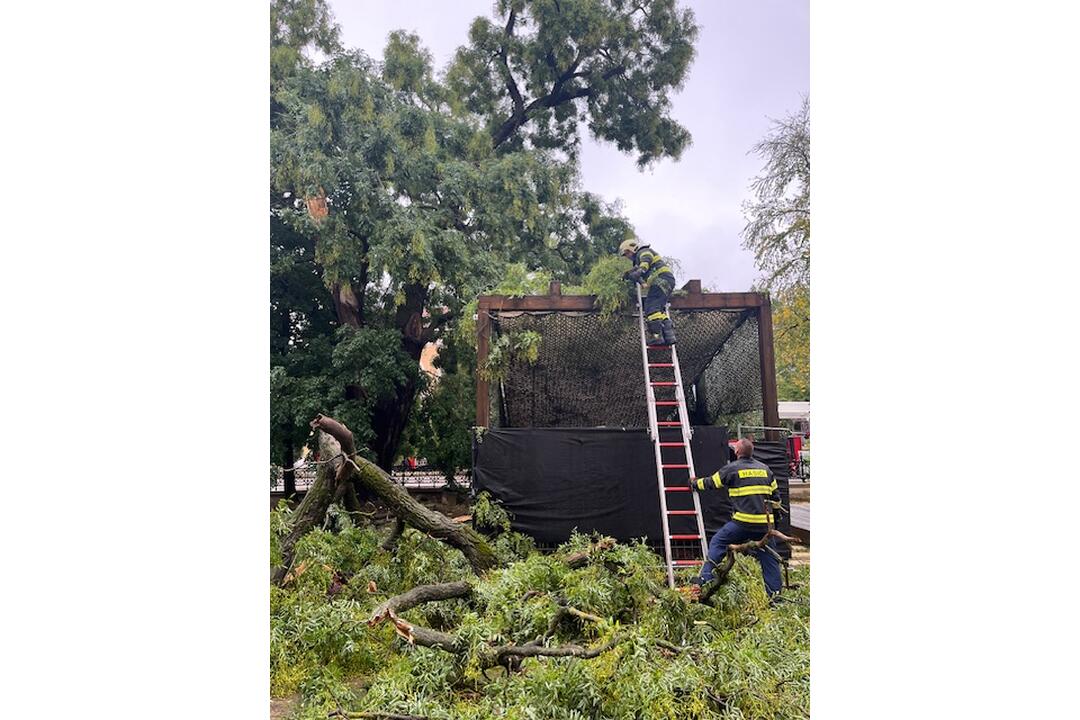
[270,0,700,470]
[771,284,809,401]
[742,96,810,294]
[449,0,698,165]
[741,97,810,401]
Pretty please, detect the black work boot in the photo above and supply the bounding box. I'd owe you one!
[661,318,677,345]
[646,319,666,345]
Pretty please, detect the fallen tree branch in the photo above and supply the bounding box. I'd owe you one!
[369,581,473,622]
[490,633,624,664]
[380,518,406,551]
[329,711,428,720]
[311,415,498,574]
[727,529,802,554]
[698,529,801,603]
[565,606,604,624]
[272,432,346,584]
[368,607,625,669]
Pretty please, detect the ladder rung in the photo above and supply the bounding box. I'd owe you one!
[667,510,698,515]
[650,381,677,386]
[662,464,689,469]
[658,442,685,447]
[671,560,703,566]
[654,401,678,406]
[664,486,690,492]
[648,363,674,367]
[656,421,682,426]
[646,345,671,350]
[669,534,701,540]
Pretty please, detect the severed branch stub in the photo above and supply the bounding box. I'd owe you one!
[562,536,616,569]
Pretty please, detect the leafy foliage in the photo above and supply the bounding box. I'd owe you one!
[772,284,809,401]
[404,370,475,484]
[742,97,810,294]
[449,0,700,166]
[564,253,636,315]
[271,516,810,719]
[269,0,699,470]
[742,97,810,400]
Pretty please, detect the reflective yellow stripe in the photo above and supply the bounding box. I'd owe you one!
[737,468,769,479]
[711,472,723,489]
[695,477,705,491]
[770,479,777,491]
[728,484,775,497]
[733,512,773,524]
[646,311,667,321]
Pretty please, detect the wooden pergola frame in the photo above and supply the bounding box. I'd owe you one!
[475,279,780,435]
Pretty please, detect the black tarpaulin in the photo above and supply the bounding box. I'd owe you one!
[473,426,744,547]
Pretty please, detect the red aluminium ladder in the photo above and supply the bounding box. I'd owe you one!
[635,284,709,588]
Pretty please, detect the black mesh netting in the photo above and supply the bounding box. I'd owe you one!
[490,308,764,428]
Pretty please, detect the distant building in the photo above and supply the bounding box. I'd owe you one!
[778,401,810,436]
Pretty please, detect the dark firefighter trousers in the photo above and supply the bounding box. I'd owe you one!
[643,272,676,322]
[698,520,782,596]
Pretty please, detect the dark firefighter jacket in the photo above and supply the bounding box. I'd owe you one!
[694,456,780,526]
[631,245,674,284]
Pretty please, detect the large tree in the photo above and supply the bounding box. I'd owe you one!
[771,284,809,401]
[742,96,810,294]
[270,0,700,471]
[449,0,698,164]
[742,97,810,400]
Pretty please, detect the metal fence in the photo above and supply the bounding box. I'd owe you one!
[270,464,470,494]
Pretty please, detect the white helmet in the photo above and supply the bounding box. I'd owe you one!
[618,238,639,256]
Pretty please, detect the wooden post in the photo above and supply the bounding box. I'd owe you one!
[757,295,781,440]
[549,281,562,295]
[475,299,491,427]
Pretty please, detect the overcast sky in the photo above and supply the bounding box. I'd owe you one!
[328,0,808,292]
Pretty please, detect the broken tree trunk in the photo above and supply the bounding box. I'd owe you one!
[272,430,345,584]
[311,414,498,575]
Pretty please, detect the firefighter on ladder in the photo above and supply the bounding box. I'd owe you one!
[619,238,677,346]
[689,438,784,601]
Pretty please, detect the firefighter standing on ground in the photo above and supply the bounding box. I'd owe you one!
[690,438,783,598]
[619,238,677,346]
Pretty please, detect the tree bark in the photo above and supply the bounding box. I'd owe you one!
[370,283,429,470]
[312,414,498,574]
[380,518,406,551]
[332,282,363,329]
[370,604,625,669]
[272,430,345,584]
[369,580,473,621]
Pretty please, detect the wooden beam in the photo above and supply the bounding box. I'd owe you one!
[756,296,781,440]
[476,291,766,313]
